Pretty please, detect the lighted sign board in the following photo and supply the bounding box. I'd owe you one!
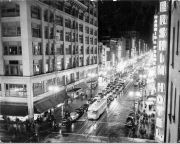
[155,0,169,142]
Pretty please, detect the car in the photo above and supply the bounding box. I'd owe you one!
[61,117,72,127]
[64,111,70,118]
[87,98,96,104]
[75,108,84,117]
[80,104,89,111]
[108,95,114,101]
[70,112,79,121]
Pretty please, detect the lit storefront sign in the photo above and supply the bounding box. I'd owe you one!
[155,0,169,142]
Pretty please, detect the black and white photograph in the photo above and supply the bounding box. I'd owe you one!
[0,0,179,143]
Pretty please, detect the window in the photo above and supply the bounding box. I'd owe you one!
[44,26,49,39]
[56,44,64,55]
[60,30,63,41]
[80,46,83,54]
[94,30,97,36]
[65,19,71,28]
[55,15,63,26]
[85,26,89,34]
[90,37,93,44]
[85,15,89,23]
[159,53,164,63]
[50,27,54,39]
[66,45,71,55]
[79,24,83,32]
[90,28,93,35]
[31,5,41,19]
[1,3,20,17]
[44,9,48,22]
[55,1,63,11]
[33,60,42,75]
[64,5,71,15]
[33,82,44,96]
[3,41,22,55]
[49,11,54,23]
[2,22,21,37]
[171,27,175,68]
[157,65,165,75]
[94,38,97,45]
[32,42,42,55]
[56,57,64,70]
[87,47,89,54]
[4,60,23,76]
[65,32,71,42]
[157,83,165,92]
[90,18,93,25]
[32,23,41,38]
[79,34,83,43]
[85,36,89,44]
[5,84,27,97]
[45,43,49,55]
[177,21,179,55]
[79,12,83,20]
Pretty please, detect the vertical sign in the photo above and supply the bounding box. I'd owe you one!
[155,0,169,142]
[153,15,158,66]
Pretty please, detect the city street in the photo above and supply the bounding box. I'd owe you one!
[39,80,136,143]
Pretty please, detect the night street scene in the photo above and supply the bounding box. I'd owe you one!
[0,0,180,143]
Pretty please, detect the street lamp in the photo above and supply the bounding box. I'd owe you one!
[88,73,96,98]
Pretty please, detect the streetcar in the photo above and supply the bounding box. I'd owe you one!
[87,98,107,120]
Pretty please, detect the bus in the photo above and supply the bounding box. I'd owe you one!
[87,98,107,120]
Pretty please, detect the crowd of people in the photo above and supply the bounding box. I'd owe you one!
[2,110,60,142]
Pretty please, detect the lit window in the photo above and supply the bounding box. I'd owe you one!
[160,1,167,12]
[160,15,168,25]
[159,27,168,38]
[159,53,165,63]
[157,83,165,92]
[159,40,167,51]
[157,65,165,75]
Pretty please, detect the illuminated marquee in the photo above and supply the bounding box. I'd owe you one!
[155,0,169,142]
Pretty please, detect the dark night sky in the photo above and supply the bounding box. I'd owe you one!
[98,0,159,43]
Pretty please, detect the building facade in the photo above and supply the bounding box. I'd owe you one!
[166,0,180,142]
[0,0,98,119]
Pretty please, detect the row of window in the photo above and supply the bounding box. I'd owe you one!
[3,41,97,56]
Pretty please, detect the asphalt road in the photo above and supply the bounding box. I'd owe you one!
[41,80,138,143]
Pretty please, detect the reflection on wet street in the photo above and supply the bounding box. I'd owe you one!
[42,82,137,143]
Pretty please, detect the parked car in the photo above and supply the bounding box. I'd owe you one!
[64,111,70,118]
[87,98,96,104]
[75,108,84,117]
[108,95,114,101]
[70,112,79,122]
[61,117,72,127]
[80,104,89,112]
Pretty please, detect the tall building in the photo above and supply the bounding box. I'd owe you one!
[165,0,180,142]
[0,0,98,119]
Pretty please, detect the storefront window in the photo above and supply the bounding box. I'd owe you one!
[33,82,44,97]
[5,84,27,97]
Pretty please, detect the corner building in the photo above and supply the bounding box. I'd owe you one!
[0,0,98,119]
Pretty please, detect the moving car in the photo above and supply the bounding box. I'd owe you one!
[70,112,79,122]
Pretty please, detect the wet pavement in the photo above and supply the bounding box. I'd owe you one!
[41,81,138,143]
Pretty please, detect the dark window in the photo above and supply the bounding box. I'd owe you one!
[44,9,48,22]
[44,26,49,39]
[79,35,83,43]
[2,22,21,37]
[65,19,71,28]
[49,11,54,23]
[171,27,175,68]
[5,60,23,76]
[33,60,42,75]
[1,3,20,17]
[177,21,179,55]
[79,24,83,32]
[32,23,41,38]
[55,15,63,26]
[31,5,41,19]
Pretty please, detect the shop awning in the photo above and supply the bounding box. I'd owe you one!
[67,88,81,93]
[0,102,28,116]
[75,82,89,91]
[34,94,65,114]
